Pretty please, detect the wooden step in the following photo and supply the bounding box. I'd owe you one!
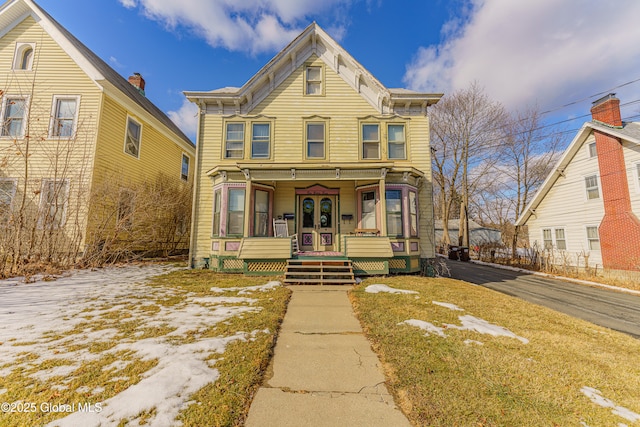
[284,258,356,285]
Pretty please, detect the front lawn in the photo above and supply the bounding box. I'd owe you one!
[350,276,640,426]
[0,267,289,427]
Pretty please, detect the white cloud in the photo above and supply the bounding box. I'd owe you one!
[119,0,352,54]
[404,0,640,113]
[168,99,199,140]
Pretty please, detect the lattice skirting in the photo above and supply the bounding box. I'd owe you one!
[389,258,407,269]
[222,258,244,270]
[246,261,287,272]
[352,260,386,273]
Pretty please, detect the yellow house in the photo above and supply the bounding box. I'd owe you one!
[186,23,441,280]
[0,0,195,269]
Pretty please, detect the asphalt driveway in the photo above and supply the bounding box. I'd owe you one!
[444,259,640,339]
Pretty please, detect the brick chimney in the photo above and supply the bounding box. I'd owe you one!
[591,94,640,270]
[128,73,146,96]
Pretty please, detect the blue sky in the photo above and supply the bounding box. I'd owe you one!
[36,0,640,141]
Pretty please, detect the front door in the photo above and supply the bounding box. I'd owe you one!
[299,195,335,251]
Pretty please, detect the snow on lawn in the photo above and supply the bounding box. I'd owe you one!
[0,265,277,427]
[364,284,418,294]
[581,386,640,423]
[396,299,529,344]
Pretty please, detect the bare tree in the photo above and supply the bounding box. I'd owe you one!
[430,82,508,246]
[474,105,564,257]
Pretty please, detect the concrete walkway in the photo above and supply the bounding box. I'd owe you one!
[245,285,411,427]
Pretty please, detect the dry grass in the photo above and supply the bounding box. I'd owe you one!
[0,270,289,427]
[350,275,640,426]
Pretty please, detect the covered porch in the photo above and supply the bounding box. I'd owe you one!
[204,163,427,276]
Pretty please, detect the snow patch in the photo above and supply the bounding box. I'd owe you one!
[399,319,447,337]
[210,281,281,294]
[432,301,464,311]
[365,284,418,294]
[401,315,529,344]
[581,386,640,423]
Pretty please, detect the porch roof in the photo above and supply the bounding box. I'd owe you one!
[206,163,425,182]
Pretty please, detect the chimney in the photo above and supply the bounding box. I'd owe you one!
[128,73,146,96]
[590,94,640,271]
[590,93,622,127]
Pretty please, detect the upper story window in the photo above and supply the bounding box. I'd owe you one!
[388,124,406,159]
[12,43,35,70]
[306,122,325,159]
[181,154,190,181]
[362,124,380,159]
[50,96,79,138]
[588,142,597,158]
[225,123,244,159]
[251,123,270,159]
[124,117,141,158]
[585,175,599,200]
[0,178,17,226]
[305,66,322,95]
[1,97,27,138]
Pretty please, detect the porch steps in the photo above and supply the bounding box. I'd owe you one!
[284,259,356,285]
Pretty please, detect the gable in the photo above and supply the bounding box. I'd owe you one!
[185,23,441,117]
[517,121,640,226]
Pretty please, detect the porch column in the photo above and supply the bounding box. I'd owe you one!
[244,180,252,237]
[379,178,387,236]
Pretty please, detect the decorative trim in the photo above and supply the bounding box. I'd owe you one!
[295,184,340,195]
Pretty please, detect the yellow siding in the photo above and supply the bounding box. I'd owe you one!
[238,237,291,259]
[0,17,102,244]
[91,95,193,186]
[191,53,435,261]
[343,236,393,258]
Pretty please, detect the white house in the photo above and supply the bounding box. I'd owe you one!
[516,94,640,271]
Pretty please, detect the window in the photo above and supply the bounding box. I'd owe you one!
[251,123,270,159]
[181,154,190,181]
[636,163,640,190]
[588,142,597,158]
[385,189,403,236]
[212,189,221,236]
[586,226,600,250]
[305,66,322,95]
[50,97,78,138]
[361,191,377,229]
[362,124,380,159]
[225,123,244,158]
[555,228,566,250]
[388,124,406,159]
[585,175,599,199]
[306,123,325,158]
[1,97,27,137]
[543,229,553,250]
[409,191,418,236]
[124,117,141,158]
[40,179,69,229]
[117,189,135,230]
[0,178,17,225]
[227,188,245,235]
[12,43,35,70]
[254,189,269,237]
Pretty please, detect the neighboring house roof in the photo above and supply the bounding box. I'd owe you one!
[185,22,443,114]
[515,120,640,226]
[0,0,193,148]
